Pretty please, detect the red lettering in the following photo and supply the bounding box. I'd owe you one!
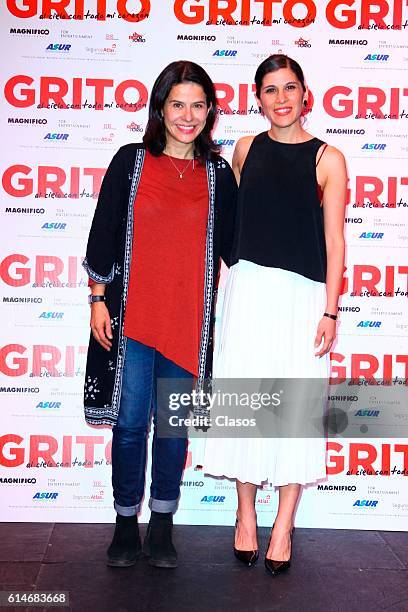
[0,434,24,467]
[0,345,27,376]
[0,254,30,286]
[349,442,377,474]
[29,434,58,467]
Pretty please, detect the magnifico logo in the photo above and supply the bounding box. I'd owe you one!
[4,75,148,112]
[33,492,58,499]
[323,86,408,119]
[0,434,112,468]
[2,165,105,198]
[6,0,150,22]
[0,344,87,377]
[0,254,86,287]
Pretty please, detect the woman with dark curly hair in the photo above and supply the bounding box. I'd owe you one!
[83,60,236,569]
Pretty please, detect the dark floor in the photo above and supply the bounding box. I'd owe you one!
[0,523,407,612]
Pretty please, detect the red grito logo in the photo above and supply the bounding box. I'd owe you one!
[0,434,112,468]
[330,352,408,383]
[2,164,106,199]
[340,264,408,297]
[4,75,148,112]
[0,344,88,377]
[0,254,87,287]
[326,442,408,476]
[323,86,408,119]
[6,0,150,22]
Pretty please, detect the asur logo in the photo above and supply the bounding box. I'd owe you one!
[214,139,235,147]
[33,492,59,500]
[46,44,71,52]
[44,133,68,141]
[357,321,382,328]
[353,500,378,508]
[41,222,67,230]
[355,410,380,417]
[201,495,225,503]
[36,401,61,409]
[361,143,386,150]
[358,232,384,238]
[213,50,237,57]
[39,312,64,319]
[364,54,389,61]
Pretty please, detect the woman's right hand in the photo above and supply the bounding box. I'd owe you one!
[90,302,113,351]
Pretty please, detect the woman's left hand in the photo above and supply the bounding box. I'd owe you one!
[314,317,337,357]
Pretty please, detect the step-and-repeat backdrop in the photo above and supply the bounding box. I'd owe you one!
[1,1,407,529]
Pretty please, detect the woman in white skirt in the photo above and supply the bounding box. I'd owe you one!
[203,54,347,575]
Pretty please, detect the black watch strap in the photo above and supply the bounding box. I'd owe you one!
[88,295,106,305]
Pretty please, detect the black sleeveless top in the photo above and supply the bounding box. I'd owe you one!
[231,132,327,283]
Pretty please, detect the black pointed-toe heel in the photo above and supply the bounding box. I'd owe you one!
[264,526,294,576]
[233,519,259,567]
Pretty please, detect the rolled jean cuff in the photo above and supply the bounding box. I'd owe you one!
[114,501,141,516]
[149,497,179,513]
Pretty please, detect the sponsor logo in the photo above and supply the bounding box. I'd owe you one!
[44,133,69,141]
[0,344,87,377]
[33,492,58,499]
[213,50,237,57]
[364,54,389,61]
[256,494,272,504]
[0,387,39,393]
[3,296,43,303]
[330,352,408,381]
[362,143,386,150]
[201,495,225,503]
[5,208,45,214]
[39,312,64,320]
[41,222,67,230]
[329,40,368,45]
[0,434,112,468]
[0,477,37,484]
[357,321,382,328]
[0,254,87,288]
[127,122,143,132]
[180,480,204,487]
[323,86,408,120]
[317,484,357,491]
[8,117,47,125]
[4,76,148,113]
[10,28,49,35]
[86,43,117,55]
[353,499,378,507]
[355,410,380,417]
[338,306,360,312]
[358,232,384,238]
[326,128,365,135]
[36,401,61,409]
[345,218,362,223]
[46,43,71,52]
[129,32,146,43]
[177,34,216,41]
[328,395,358,402]
[294,37,311,47]
[7,0,151,22]
[214,139,235,147]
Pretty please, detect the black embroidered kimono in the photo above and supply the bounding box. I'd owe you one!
[83,144,237,426]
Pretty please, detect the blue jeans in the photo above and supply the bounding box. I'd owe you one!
[112,338,193,516]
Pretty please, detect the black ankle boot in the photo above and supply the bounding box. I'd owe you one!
[107,514,142,567]
[143,511,177,568]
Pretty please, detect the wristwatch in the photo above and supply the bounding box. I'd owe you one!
[88,295,106,305]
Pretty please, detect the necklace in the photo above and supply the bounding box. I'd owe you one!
[167,155,194,179]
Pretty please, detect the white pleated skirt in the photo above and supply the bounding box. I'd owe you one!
[202,260,329,487]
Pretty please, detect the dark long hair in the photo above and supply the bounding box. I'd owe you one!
[143,60,220,160]
[255,54,306,98]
